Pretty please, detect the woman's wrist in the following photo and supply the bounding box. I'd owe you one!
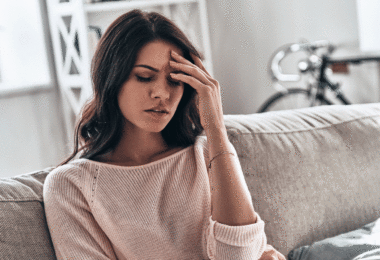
[208,151,235,169]
[205,126,228,144]
[206,127,234,165]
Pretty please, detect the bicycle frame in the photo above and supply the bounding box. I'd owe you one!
[317,55,350,105]
[319,55,380,105]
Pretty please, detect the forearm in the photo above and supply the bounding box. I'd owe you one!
[206,128,258,226]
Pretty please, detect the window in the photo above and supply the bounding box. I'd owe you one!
[0,0,51,94]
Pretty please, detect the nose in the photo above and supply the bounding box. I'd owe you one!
[150,76,171,100]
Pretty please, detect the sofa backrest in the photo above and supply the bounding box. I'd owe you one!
[0,167,56,259]
[223,103,380,255]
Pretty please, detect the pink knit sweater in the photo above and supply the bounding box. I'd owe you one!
[43,135,267,259]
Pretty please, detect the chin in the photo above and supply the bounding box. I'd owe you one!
[142,122,168,133]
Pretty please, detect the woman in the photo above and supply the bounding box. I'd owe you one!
[43,9,284,260]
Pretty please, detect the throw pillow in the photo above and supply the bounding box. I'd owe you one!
[288,217,380,260]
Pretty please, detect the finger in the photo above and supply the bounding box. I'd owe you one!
[190,52,211,77]
[170,60,212,86]
[171,50,195,66]
[258,253,276,260]
[265,245,286,260]
[171,51,219,87]
[171,50,215,84]
[170,73,209,93]
[171,51,210,77]
[258,245,277,260]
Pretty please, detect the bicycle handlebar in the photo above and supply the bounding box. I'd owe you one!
[269,40,335,82]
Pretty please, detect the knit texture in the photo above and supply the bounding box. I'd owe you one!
[43,135,266,260]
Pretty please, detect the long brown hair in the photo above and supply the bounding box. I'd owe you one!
[58,9,203,166]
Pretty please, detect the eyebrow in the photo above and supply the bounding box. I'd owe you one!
[134,65,159,72]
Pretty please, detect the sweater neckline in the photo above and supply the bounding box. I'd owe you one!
[78,145,193,169]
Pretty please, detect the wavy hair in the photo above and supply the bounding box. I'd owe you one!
[58,9,204,166]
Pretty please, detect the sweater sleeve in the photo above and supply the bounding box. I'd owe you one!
[43,166,118,259]
[205,213,267,260]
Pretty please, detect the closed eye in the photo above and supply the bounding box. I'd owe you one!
[136,76,152,82]
[168,80,182,87]
[167,75,182,87]
[136,75,182,86]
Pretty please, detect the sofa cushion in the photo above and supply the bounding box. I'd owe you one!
[0,167,56,260]
[223,103,380,255]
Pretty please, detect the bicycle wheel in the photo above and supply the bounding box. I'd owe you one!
[257,88,333,113]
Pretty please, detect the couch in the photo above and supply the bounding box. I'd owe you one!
[1,102,380,259]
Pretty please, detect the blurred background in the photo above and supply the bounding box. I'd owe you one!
[1,0,379,177]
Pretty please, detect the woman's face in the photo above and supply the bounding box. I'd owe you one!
[118,40,185,134]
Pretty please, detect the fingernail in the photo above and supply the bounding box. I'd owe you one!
[170,73,178,77]
[172,50,178,55]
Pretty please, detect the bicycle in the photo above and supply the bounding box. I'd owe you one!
[257,40,380,113]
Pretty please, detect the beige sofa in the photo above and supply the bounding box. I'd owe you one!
[1,103,380,259]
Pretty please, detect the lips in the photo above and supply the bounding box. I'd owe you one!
[146,110,168,114]
[145,106,169,113]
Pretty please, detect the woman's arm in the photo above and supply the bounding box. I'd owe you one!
[206,128,257,226]
[170,50,258,226]
[171,51,269,259]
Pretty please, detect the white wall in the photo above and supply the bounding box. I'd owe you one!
[206,0,378,114]
[0,90,67,178]
[0,0,67,178]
